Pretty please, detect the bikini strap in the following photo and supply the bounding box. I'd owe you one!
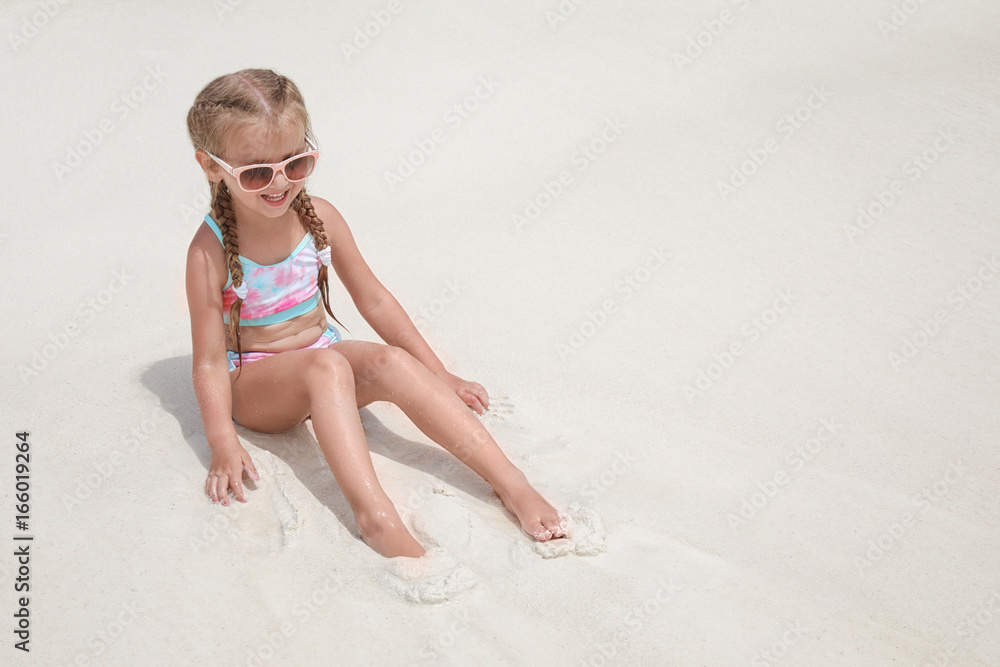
[203,213,234,290]
[203,213,225,245]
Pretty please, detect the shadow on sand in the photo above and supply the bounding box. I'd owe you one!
[142,354,500,540]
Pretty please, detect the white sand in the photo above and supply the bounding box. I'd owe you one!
[3,0,999,664]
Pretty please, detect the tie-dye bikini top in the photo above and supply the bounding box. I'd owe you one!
[203,213,331,326]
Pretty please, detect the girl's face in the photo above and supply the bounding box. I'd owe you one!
[205,122,311,221]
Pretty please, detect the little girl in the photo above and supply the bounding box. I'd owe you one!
[184,69,565,558]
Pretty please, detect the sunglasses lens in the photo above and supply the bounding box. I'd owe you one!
[285,154,316,181]
[240,166,275,191]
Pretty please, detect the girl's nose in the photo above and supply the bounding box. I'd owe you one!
[270,169,291,190]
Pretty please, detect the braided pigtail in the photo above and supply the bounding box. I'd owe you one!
[292,188,349,334]
[212,180,247,376]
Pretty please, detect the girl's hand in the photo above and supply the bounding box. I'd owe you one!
[205,442,259,505]
[435,369,489,415]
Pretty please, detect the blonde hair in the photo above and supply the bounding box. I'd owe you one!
[186,69,344,372]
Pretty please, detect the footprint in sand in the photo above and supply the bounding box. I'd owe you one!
[504,504,606,569]
[488,422,572,468]
[479,394,515,424]
[407,490,477,553]
[269,460,304,550]
[379,492,479,604]
[232,449,304,554]
[478,397,571,462]
[380,548,477,604]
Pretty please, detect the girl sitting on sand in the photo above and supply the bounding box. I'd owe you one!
[184,68,565,558]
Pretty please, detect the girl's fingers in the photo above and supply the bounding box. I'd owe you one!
[206,473,239,504]
[207,474,225,504]
[465,384,488,411]
[473,384,489,409]
[231,476,246,503]
[207,451,256,505]
[463,390,485,415]
[218,477,230,506]
[218,474,233,505]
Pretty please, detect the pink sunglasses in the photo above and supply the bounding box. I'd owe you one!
[206,137,319,193]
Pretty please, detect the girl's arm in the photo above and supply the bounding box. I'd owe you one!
[185,228,260,503]
[312,197,490,414]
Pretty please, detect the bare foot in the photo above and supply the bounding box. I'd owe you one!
[357,509,426,558]
[493,470,567,541]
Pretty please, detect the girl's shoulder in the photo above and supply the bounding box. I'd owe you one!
[188,216,226,258]
[309,196,351,239]
[309,195,343,223]
[186,218,229,288]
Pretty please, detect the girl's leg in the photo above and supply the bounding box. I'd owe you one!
[230,348,425,557]
[332,341,566,541]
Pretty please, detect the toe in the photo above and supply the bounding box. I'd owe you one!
[527,519,552,541]
[545,514,568,539]
[532,527,553,541]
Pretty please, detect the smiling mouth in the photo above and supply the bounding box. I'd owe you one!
[261,190,289,204]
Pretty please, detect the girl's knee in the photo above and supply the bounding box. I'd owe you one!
[357,344,413,382]
[382,345,416,367]
[303,348,354,385]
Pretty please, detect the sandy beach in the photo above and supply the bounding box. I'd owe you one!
[2,0,999,664]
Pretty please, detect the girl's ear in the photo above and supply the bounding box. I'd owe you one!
[195,149,222,183]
